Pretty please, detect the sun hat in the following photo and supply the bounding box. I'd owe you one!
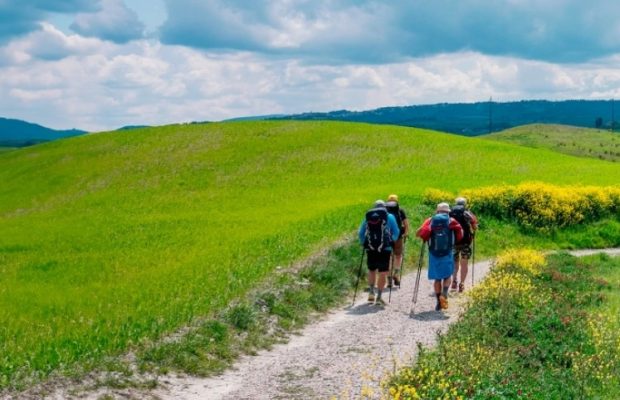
[374,199,386,208]
[387,194,399,202]
[436,202,451,213]
[455,197,467,206]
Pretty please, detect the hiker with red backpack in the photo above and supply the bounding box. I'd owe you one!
[385,194,409,287]
[358,200,400,305]
[415,202,463,311]
[450,197,478,293]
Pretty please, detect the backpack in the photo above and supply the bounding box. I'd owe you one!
[449,205,472,244]
[429,213,453,257]
[385,201,403,232]
[363,207,391,252]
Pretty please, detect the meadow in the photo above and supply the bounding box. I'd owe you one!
[487,124,620,162]
[1,121,620,389]
[387,250,620,399]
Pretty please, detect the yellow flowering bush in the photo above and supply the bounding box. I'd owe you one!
[426,182,620,232]
[492,249,546,276]
[422,188,454,207]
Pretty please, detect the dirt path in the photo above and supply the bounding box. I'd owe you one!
[150,248,620,400]
[28,248,620,400]
[152,258,494,400]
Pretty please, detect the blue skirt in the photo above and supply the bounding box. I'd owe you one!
[428,253,454,280]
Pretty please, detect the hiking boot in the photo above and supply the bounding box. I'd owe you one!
[375,297,386,306]
[458,282,465,293]
[393,276,400,286]
[451,280,458,290]
[439,295,448,310]
[368,292,375,302]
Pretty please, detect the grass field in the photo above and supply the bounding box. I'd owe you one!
[0,147,15,153]
[1,120,620,388]
[486,124,620,162]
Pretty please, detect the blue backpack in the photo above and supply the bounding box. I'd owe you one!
[364,207,391,252]
[429,213,453,257]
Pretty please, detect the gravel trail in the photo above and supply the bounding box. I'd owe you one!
[153,248,620,400]
[153,257,494,400]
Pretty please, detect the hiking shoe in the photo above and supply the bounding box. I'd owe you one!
[458,282,465,293]
[435,301,441,311]
[375,297,386,306]
[368,292,375,302]
[451,280,458,290]
[393,276,400,286]
[439,295,448,310]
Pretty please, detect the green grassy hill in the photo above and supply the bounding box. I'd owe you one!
[486,124,620,162]
[1,120,619,387]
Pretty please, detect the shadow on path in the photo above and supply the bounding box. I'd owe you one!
[345,302,386,315]
[409,310,450,321]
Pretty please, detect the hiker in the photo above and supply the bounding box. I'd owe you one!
[450,197,478,292]
[416,202,463,311]
[385,194,409,287]
[358,200,400,305]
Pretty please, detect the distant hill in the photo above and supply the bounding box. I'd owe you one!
[273,100,619,136]
[0,117,86,147]
[486,124,620,162]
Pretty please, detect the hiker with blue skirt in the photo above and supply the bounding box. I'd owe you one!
[358,200,400,305]
[415,202,463,311]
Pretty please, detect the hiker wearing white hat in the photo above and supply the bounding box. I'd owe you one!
[415,202,463,311]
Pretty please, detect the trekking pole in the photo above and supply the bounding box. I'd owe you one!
[409,241,425,315]
[352,248,366,306]
[399,236,407,287]
[471,235,476,287]
[388,252,395,303]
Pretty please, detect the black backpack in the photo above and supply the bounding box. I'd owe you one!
[363,207,391,252]
[450,205,472,244]
[429,213,453,257]
[385,201,403,232]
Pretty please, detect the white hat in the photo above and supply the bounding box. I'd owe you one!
[374,199,386,208]
[436,202,450,213]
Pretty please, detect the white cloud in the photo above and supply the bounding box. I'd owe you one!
[70,0,144,43]
[3,23,620,131]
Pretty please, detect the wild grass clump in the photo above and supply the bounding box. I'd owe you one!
[386,250,620,399]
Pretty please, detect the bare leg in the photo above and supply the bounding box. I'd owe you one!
[368,270,376,287]
[377,271,388,292]
[459,257,469,284]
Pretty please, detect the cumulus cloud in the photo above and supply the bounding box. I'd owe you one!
[0,0,100,44]
[159,0,620,64]
[70,0,145,44]
[3,39,620,132]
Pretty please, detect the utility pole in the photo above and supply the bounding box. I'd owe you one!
[488,96,493,133]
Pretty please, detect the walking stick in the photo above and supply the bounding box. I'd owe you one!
[471,235,476,287]
[352,248,366,306]
[399,236,407,287]
[409,241,425,315]
[388,252,395,303]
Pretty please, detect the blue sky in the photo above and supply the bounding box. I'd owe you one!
[1,0,620,131]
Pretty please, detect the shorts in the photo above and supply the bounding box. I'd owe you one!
[366,250,391,272]
[392,237,404,256]
[453,243,472,260]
